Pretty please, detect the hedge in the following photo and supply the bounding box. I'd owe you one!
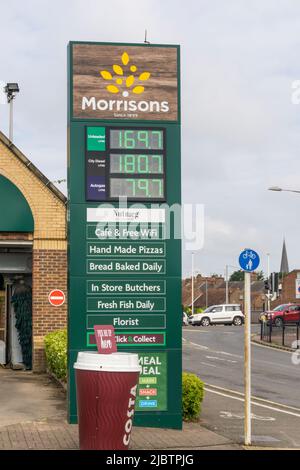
[44,329,205,421]
[182,372,205,421]
[44,329,67,381]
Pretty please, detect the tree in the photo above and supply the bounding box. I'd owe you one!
[256,270,265,281]
[229,270,244,281]
[229,269,265,281]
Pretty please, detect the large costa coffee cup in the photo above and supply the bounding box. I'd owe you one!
[74,351,140,450]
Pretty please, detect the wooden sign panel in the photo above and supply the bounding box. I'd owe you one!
[72,44,178,121]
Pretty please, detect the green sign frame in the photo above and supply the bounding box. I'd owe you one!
[68,41,182,430]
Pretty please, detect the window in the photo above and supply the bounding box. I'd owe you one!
[225,305,240,312]
[212,307,222,313]
[204,306,215,313]
[288,306,300,312]
[274,304,289,312]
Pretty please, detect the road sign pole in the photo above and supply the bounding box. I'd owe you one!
[244,271,251,446]
[267,253,271,311]
[239,248,259,447]
[225,265,229,304]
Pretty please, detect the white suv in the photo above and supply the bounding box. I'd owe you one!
[188,304,244,327]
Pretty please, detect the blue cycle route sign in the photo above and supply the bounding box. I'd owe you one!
[238,249,260,272]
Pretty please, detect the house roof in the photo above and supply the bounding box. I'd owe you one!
[182,277,265,308]
[0,131,67,205]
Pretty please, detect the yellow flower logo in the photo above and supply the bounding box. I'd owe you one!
[100,52,151,97]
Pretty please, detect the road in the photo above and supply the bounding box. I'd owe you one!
[183,325,300,448]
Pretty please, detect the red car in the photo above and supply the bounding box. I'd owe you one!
[260,303,300,327]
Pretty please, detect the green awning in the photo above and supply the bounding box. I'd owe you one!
[0,175,34,232]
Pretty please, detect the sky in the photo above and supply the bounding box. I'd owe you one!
[1,0,300,278]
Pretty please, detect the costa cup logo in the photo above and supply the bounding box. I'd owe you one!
[100,52,151,97]
[123,384,137,446]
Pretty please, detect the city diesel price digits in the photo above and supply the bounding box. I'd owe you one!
[110,154,163,174]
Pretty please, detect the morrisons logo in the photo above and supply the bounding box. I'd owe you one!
[81,51,170,115]
[82,96,169,113]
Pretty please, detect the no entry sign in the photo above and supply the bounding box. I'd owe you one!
[49,289,65,307]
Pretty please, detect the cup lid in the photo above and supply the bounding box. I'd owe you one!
[74,351,141,372]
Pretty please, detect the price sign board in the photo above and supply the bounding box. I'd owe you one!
[86,127,166,201]
[68,41,182,430]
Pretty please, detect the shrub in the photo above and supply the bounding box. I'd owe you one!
[183,306,192,315]
[44,329,67,381]
[182,372,204,421]
[195,308,204,314]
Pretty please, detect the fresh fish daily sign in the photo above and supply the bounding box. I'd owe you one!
[67,41,182,428]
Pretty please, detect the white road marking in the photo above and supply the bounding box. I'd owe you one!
[206,355,237,364]
[220,411,275,421]
[206,356,227,361]
[206,388,300,419]
[200,362,217,368]
[205,383,300,412]
[217,351,242,359]
[183,334,297,368]
[189,342,208,350]
[183,339,242,359]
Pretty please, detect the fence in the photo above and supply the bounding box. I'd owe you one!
[260,319,300,349]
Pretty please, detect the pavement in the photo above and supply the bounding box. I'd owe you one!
[253,324,299,350]
[2,325,299,450]
[183,325,300,448]
[0,367,240,450]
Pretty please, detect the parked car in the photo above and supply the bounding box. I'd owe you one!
[188,304,244,327]
[259,303,300,327]
[182,312,189,326]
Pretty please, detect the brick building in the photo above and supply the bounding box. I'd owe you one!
[182,274,265,311]
[271,270,300,307]
[0,131,67,371]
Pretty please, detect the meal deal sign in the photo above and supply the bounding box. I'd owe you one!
[68,41,181,430]
[136,352,167,411]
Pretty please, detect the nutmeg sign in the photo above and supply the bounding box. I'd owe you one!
[71,44,179,121]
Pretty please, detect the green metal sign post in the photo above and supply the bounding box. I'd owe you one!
[67,41,182,429]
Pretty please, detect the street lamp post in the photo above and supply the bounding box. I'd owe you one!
[268,186,300,194]
[4,83,20,143]
[267,253,271,311]
[191,252,194,316]
[225,265,229,304]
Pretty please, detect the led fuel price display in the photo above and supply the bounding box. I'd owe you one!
[110,129,163,150]
[110,178,164,199]
[86,127,166,201]
[110,154,164,174]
